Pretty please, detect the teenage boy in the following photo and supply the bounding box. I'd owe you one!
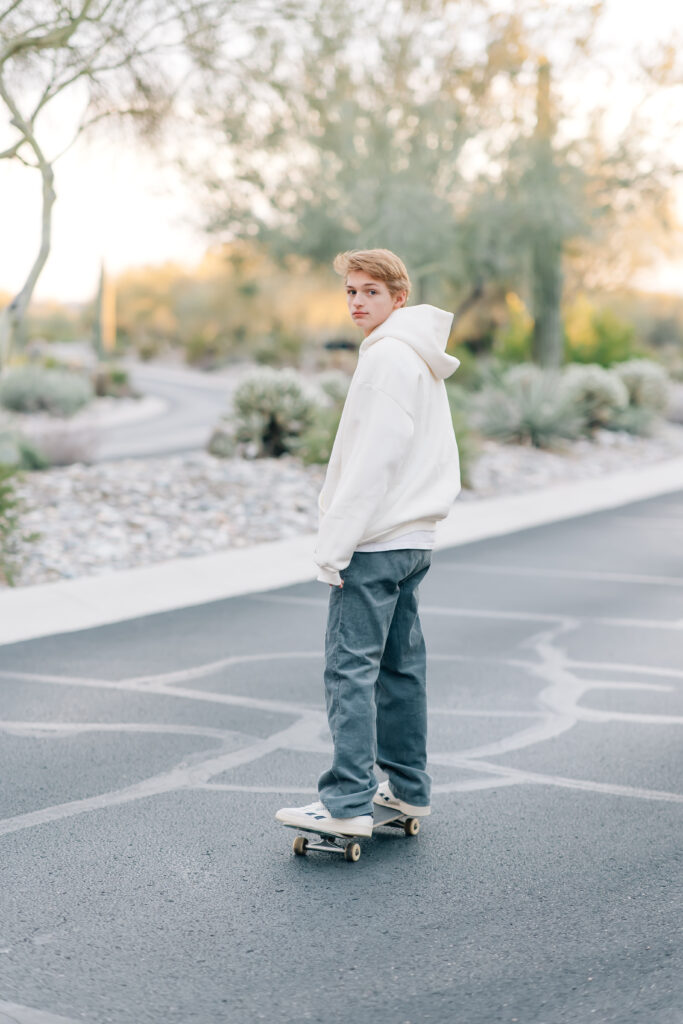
[276,248,461,838]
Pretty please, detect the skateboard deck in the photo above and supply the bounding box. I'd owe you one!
[281,804,421,862]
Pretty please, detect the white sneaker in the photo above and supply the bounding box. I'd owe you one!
[275,800,373,838]
[373,780,431,817]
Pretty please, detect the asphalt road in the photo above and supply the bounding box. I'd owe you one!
[0,490,682,1024]
[95,362,235,461]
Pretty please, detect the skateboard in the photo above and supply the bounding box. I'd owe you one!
[281,804,421,862]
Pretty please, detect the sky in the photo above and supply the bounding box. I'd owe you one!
[1,0,682,305]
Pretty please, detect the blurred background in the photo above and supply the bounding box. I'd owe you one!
[1,0,682,586]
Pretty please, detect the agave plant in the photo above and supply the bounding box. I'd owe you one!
[472,365,584,448]
[560,364,629,432]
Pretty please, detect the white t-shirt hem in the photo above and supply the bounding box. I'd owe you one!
[355,528,436,552]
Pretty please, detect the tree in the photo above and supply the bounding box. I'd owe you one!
[0,0,287,374]
[191,0,682,364]
[191,0,511,302]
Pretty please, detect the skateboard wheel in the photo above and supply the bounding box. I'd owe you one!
[404,817,420,837]
[292,836,309,856]
[344,841,361,862]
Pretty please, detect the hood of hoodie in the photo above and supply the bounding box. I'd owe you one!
[358,303,460,380]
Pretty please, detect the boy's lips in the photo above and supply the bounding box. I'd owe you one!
[353,312,368,317]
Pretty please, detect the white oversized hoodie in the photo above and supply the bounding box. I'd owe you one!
[314,303,461,585]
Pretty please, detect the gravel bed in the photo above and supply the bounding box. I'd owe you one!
[5,422,683,588]
[461,421,683,498]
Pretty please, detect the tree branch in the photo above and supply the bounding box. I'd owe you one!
[0,0,26,26]
[0,138,25,160]
[0,0,96,63]
[0,73,56,355]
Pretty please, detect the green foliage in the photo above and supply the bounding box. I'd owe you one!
[492,294,534,365]
[564,299,646,366]
[200,5,472,278]
[0,366,94,416]
[448,346,484,391]
[457,355,510,393]
[611,359,670,413]
[0,463,20,585]
[295,404,344,466]
[560,363,629,431]
[604,404,657,437]
[252,326,305,368]
[0,462,40,586]
[184,331,224,370]
[115,245,345,369]
[25,301,87,345]
[472,365,584,448]
[656,345,683,383]
[209,368,319,459]
[39,354,63,369]
[294,371,351,465]
[92,363,138,399]
[316,370,351,406]
[206,424,238,459]
[0,424,49,470]
[445,383,478,488]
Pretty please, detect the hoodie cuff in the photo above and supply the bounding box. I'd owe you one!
[316,566,342,586]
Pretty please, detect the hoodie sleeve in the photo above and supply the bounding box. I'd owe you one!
[313,382,414,585]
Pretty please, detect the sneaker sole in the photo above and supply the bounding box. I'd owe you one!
[276,813,373,838]
[372,796,431,817]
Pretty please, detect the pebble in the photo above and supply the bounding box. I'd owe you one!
[460,422,683,499]
[4,422,683,588]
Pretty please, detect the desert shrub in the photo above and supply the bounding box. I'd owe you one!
[137,336,166,362]
[0,423,49,470]
[295,404,344,465]
[18,423,97,466]
[206,424,238,458]
[92,363,139,399]
[611,359,670,413]
[456,354,510,393]
[40,354,63,370]
[446,344,480,389]
[0,462,40,586]
[208,367,318,459]
[445,382,478,488]
[560,363,629,432]
[0,405,94,468]
[0,366,94,416]
[655,345,683,383]
[252,326,305,368]
[0,462,21,585]
[492,293,534,364]
[184,331,225,369]
[472,365,584,448]
[605,404,657,437]
[316,369,351,406]
[564,298,646,366]
[293,370,351,465]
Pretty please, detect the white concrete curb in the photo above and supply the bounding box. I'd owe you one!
[87,393,169,427]
[6,394,168,439]
[1,455,682,647]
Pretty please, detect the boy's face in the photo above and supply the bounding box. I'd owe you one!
[345,270,407,337]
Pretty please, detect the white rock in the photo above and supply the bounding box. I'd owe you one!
[4,422,683,588]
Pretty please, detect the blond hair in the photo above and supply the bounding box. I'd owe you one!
[333,248,411,306]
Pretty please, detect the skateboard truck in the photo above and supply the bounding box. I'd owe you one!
[287,807,421,862]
